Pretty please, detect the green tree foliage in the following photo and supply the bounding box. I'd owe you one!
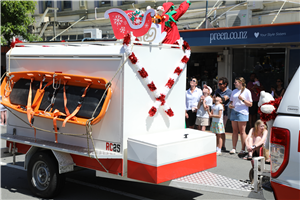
[1,0,41,45]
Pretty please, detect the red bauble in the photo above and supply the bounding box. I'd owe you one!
[123,33,131,45]
[166,78,175,89]
[156,94,166,106]
[165,108,174,117]
[129,52,138,64]
[149,106,157,117]
[10,38,24,48]
[181,56,189,63]
[147,81,157,91]
[138,68,148,78]
[174,67,182,76]
[183,41,191,50]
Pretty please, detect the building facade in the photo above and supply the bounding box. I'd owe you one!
[31,0,300,91]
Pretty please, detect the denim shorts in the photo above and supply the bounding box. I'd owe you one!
[230,109,249,122]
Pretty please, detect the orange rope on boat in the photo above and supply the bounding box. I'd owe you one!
[52,109,66,143]
[63,80,71,116]
[26,78,35,125]
[62,83,91,127]
[32,80,53,112]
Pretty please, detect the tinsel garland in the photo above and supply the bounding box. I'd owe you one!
[123,33,191,117]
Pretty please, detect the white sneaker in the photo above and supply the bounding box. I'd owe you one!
[217,151,222,156]
[230,149,236,154]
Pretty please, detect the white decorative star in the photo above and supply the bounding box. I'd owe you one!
[114,15,123,26]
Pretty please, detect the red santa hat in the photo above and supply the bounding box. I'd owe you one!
[157,6,164,12]
[162,2,174,15]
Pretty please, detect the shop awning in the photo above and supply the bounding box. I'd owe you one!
[180,22,300,47]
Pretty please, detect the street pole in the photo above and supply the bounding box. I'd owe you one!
[53,9,57,41]
[205,0,208,28]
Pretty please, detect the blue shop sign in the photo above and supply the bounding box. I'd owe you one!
[180,23,300,46]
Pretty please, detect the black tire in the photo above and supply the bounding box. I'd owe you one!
[27,151,65,198]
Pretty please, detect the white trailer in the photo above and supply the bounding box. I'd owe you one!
[1,39,216,198]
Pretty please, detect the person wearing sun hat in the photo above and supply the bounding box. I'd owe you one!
[162,0,191,44]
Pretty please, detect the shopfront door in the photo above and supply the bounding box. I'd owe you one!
[232,48,286,94]
[187,52,218,92]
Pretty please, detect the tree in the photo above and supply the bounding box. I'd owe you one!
[1,0,40,45]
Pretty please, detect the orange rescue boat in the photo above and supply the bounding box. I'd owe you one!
[1,71,112,134]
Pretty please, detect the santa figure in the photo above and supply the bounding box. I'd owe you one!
[162,0,191,44]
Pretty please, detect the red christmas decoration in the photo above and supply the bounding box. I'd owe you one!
[10,38,24,48]
[174,67,182,76]
[123,33,131,45]
[147,82,157,91]
[156,94,166,106]
[138,68,148,78]
[181,56,189,63]
[166,78,175,89]
[149,106,157,117]
[183,41,191,50]
[123,34,190,117]
[258,97,282,122]
[129,53,138,64]
[165,108,174,117]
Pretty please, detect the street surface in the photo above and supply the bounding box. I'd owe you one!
[1,125,265,200]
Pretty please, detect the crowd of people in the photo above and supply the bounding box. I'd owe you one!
[185,73,284,162]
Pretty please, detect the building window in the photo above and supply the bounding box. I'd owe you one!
[232,48,286,93]
[123,0,135,4]
[70,35,77,40]
[78,35,84,40]
[46,36,52,41]
[62,35,69,41]
[63,1,72,10]
[57,1,72,11]
[95,1,111,7]
[187,53,218,91]
[39,1,54,13]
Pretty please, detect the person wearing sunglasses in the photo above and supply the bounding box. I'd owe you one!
[213,77,232,151]
[271,78,285,98]
[186,78,202,128]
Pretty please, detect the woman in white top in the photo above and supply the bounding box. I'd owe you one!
[185,78,202,128]
[229,77,253,156]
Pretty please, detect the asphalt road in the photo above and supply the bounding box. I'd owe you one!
[1,124,264,200]
[1,163,259,200]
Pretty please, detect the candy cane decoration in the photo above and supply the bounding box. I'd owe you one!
[123,33,191,117]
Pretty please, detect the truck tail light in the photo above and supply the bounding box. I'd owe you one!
[270,127,290,178]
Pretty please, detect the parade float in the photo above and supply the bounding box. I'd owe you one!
[1,2,216,198]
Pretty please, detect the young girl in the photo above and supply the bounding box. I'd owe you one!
[195,85,212,131]
[244,119,268,160]
[209,95,225,155]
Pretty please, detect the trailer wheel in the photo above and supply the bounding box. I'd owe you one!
[27,151,65,198]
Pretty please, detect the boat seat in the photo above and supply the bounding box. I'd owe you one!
[10,79,40,107]
[39,84,106,119]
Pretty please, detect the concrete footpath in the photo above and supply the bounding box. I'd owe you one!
[170,130,270,199]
